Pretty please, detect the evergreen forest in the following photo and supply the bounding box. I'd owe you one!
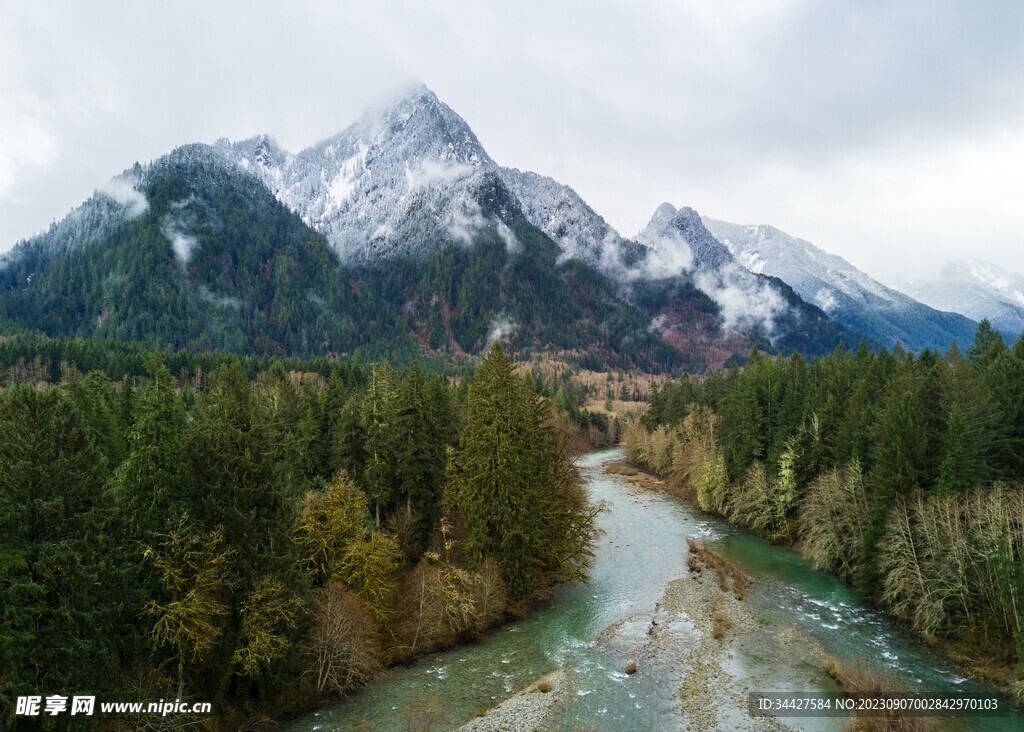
[0,342,597,730]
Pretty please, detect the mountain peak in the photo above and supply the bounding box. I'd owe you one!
[347,83,490,169]
[646,202,678,230]
[217,84,504,261]
[638,203,733,271]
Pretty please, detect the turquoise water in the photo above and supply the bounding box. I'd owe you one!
[280,448,1021,731]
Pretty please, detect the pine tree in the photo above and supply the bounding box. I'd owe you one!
[456,343,544,599]
[363,365,398,527]
[719,363,764,480]
[967,319,1005,369]
[393,362,444,557]
[334,395,368,481]
[317,374,349,476]
[0,386,118,718]
[936,350,1000,492]
[987,336,1024,476]
[110,358,190,538]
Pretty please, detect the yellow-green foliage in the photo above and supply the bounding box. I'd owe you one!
[727,461,792,541]
[295,471,369,581]
[621,420,651,467]
[622,420,676,474]
[146,520,232,697]
[392,517,508,659]
[147,526,231,663]
[233,578,301,676]
[295,471,402,621]
[798,462,869,583]
[334,531,403,622]
[622,411,733,514]
[649,426,675,475]
[695,443,730,515]
[396,554,497,655]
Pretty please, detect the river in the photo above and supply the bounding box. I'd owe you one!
[281,447,1021,731]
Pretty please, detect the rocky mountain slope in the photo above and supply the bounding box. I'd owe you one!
[217,86,512,264]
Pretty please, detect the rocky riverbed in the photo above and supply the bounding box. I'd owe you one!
[461,465,833,731]
[592,467,835,731]
[458,670,568,731]
[464,538,832,730]
[599,563,815,730]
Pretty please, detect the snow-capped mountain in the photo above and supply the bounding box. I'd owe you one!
[638,204,733,273]
[702,218,979,351]
[217,85,519,262]
[497,167,637,274]
[0,84,866,370]
[633,204,860,349]
[0,165,149,267]
[903,259,1024,340]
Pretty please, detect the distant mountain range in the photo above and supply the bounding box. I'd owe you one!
[0,84,1012,371]
[899,259,1024,341]
[702,219,981,351]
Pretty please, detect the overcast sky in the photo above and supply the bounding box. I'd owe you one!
[2,0,1023,284]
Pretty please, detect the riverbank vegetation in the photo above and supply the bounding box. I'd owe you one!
[625,321,1024,696]
[822,656,939,731]
[0,342,597,730]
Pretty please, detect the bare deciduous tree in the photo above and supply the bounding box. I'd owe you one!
[305,582,380,695]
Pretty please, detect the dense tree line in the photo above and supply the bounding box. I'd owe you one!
[0,331,378,385]
[0,343,596,730]
[627,321,1024,674]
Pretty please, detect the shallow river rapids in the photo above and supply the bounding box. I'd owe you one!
[281,448,1021,731]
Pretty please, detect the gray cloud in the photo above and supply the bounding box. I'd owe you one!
[161,196,200,268]
[2,1,1024,282]
[198,285,242,309]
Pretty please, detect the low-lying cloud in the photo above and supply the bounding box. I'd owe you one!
[101,176,148,219]
[496,220,521,254]
[695,262,788,338]
[814,287,838,313]
[161,196,201,269]
[163,222,198,268]
[406,159,473,192]
[485,313,516,350]
[446,194,521,255]
[198,285,242,309]
[446,194,486,247]
[629,228,694,281]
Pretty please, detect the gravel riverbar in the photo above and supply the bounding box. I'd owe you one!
[457,670,568,731]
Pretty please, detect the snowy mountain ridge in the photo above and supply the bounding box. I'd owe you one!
[3,82,1006,362]
[703,218,979,350]
[497,167,634,274]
